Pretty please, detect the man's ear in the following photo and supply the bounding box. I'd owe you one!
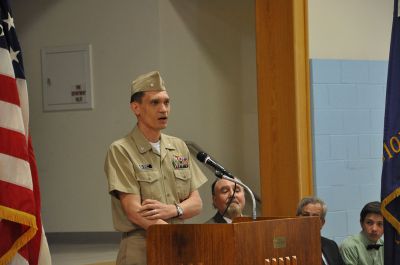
[130,102,139,116]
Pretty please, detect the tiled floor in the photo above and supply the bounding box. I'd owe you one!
[49,243,119,265]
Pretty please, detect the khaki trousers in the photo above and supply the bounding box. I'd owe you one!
[117,230,147,265]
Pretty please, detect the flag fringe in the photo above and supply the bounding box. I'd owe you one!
[382,187,400,234]
[0,205,38,265]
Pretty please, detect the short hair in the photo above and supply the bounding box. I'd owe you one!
[296,196,327,220]
[130,91,145,103]
[360,201,382,223]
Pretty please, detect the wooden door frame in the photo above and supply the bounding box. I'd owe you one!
[256,0,313,216]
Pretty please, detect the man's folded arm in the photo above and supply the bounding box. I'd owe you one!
[119,192,168,230]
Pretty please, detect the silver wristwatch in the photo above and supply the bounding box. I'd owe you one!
[174,202,183,217]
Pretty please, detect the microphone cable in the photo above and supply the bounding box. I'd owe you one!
[221,182,238,218]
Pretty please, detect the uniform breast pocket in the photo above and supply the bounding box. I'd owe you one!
[136,171,162,200]
[174,169,192,201]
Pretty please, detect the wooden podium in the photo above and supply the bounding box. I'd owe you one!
[147,217,321,265]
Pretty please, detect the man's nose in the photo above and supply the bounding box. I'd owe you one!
[160,104,167,111]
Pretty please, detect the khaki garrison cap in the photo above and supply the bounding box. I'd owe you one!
[131,71,166,96]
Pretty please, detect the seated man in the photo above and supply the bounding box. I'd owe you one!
[296,196,344,265]
[340,201,384,265]
[206,178,245,223]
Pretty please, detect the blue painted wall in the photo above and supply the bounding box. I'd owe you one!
[310,59,388,243]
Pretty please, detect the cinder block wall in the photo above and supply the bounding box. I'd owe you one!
[310,59,388,243]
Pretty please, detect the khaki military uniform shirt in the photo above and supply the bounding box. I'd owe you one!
[104,126,207,265]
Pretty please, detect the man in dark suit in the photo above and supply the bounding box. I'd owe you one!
[206,178,245,224]
[296,196,344,265]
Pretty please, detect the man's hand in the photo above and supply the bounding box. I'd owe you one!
[138,199,176,220]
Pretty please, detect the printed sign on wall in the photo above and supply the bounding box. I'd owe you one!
[41,44,94,111]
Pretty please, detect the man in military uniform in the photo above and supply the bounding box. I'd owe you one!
[104,71,207,265]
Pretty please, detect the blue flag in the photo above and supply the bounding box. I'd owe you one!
[381,0,400,264]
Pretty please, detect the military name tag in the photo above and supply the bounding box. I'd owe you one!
[138,163,153,170]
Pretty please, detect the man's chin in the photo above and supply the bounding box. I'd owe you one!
[226,204,242,219]
[367,234,381,243]
[157,124,168,130]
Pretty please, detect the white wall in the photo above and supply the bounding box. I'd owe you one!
[309,0,392,60]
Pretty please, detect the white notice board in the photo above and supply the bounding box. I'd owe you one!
[41,44,94,111]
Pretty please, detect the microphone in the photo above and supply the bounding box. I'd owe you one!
[196,152,234,178]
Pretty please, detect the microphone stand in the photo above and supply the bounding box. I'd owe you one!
[215,171,257,220]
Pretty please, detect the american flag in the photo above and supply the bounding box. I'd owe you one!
[0,0,51,264]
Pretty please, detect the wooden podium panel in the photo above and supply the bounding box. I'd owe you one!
[147,217,321,265]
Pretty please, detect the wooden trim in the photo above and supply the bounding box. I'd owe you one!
[255,0,313,216]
